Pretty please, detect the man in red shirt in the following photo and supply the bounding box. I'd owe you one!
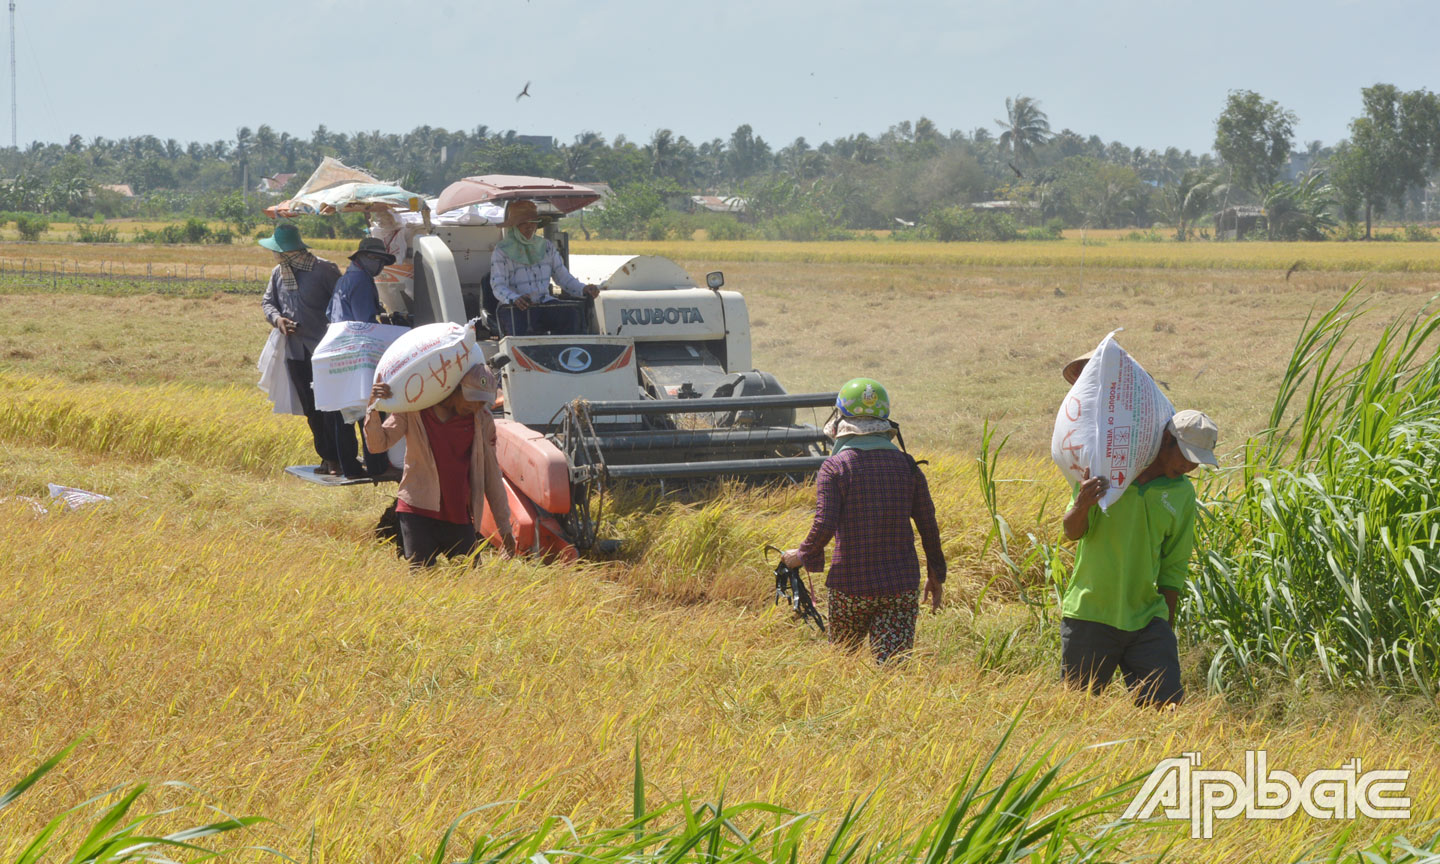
[365,364,516,566]
[783,378,946,662]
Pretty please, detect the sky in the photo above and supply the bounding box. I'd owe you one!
[14,0,1440,156]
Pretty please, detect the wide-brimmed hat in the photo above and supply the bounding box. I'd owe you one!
[501,200,541,228]
[1061,349,1094,385]
[258,223,306,253]
[1167,409,1219,467]
[349,236,397,266]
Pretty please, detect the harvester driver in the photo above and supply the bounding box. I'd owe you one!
[490,199,600,336]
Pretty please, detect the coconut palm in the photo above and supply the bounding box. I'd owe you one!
[1261,172,1337,240]
[995,95,1052,167]
[1163,169,1226,241]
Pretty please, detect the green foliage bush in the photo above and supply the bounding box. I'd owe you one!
[1122,228,1166,242]
[74,222,119,243]
[757,208,840,241]
[14,213,48,240]
[1024,219,1065,241]
[686,212,751,241]
[134,217,220,245]
[923,207,1020,242]
[1404,224,1435,242]
[592,182,673,240]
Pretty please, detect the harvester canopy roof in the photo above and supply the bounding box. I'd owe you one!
[265,157,423,217]
[435,175,600,216]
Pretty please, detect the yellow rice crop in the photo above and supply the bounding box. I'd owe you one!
[1,390,1438,861]
[2,251,1440,860]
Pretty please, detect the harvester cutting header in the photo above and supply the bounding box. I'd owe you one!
[266,161,833,561]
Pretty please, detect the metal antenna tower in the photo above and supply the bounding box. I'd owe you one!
[8,1,14,148]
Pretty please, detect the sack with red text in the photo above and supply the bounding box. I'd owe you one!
[371,322,479,413]
[1051,329,1173,510]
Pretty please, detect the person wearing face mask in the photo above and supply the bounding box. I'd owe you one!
[328,237,396,325]
[259,223,345,474]
[489,199,600,336]
[324,236,400,479]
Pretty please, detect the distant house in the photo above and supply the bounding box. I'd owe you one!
[257,172,296,194]
[98,183,135,198]
[1215,205,1264,240]
[689,195,746,215]
[577,181,614,211]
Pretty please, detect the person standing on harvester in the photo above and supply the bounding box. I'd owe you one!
[783,378,946,663]
[326,236,398,480]
[259,223,345,475]
[1060,409,1219,707]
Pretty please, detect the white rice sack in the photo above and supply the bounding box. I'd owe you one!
[372,322,479,413]
[311,322,411,414]
[1051,329,1174,510]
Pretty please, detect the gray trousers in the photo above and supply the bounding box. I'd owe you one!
[1061,616,1184,706]
[397,511,477,568]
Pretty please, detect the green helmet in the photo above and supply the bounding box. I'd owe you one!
[836,378,890,419]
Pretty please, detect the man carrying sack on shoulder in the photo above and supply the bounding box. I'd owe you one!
[1060,409,1219,707]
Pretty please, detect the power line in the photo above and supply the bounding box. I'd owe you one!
[8,1,15,148]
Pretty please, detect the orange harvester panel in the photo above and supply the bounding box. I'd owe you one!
[493,419,572,514]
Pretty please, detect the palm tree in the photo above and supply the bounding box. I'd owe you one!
[560,132,604,181]
[1163,169,1225,241]
[647,129,678,180]
[995,96,1052,168]
[1260,173,1336,240]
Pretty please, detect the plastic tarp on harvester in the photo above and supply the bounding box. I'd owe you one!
[267,157,420,216]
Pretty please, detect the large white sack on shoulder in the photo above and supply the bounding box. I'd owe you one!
[372,322,479,413]
[311,322,411,413]
[1051,329,1174,510]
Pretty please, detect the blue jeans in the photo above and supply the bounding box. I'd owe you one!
[1061,616,1184,706]
[497,301,584,336]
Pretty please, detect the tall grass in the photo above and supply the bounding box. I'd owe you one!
[1192,286,1440,694]
[427,715,1150,864]
[10,729,1440,862]
[1,740,263,862]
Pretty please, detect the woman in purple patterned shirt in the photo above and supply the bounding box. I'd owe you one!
[783,378,946,662]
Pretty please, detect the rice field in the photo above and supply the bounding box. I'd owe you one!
[1,241,1439,861]
[6,231,1440,281]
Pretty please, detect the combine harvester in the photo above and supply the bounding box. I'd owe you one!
[282,169,835,560]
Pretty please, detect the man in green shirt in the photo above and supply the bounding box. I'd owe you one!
[1060,409,1219,707]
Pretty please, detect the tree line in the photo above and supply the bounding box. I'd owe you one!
[0,84,1435,241]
